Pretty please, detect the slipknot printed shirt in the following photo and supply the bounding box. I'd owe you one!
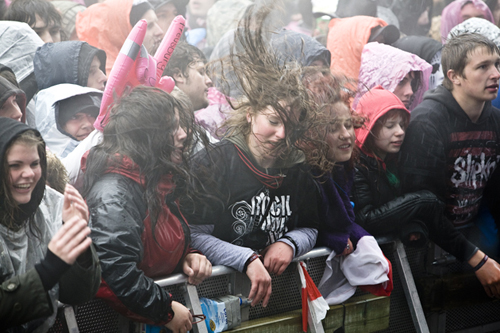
[447,130,500,225]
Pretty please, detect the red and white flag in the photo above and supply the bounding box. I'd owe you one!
[298,261,329,332]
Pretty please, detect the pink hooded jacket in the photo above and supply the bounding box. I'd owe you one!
[354,85,410,150]
[440,0,494,43]
[354,42,432,111]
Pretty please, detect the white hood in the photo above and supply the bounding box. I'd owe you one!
[35,84,102,158]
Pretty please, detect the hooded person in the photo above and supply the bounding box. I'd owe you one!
[34,84,101,159]
[0,76,26,123]
[352,86,478,260]
[34,41,107,92]
[440,0,494,44]
[76,0,163,74]
[210,27,331,99]
[326,16,400,81]
[0,21,43,108]
[392,36,444,91]
[75,0,133,74]
[0,118,100,332]
[354,42,432,111]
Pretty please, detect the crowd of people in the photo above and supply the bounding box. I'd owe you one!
[2,0,500,332]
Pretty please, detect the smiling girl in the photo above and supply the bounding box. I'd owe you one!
[302,72,392,305]
[0,118,100,331]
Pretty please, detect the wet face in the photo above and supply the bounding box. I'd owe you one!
[7,143,42,205]
[1,95,23,122]
[188,0,216,17]
[325,103,355,163]
[32,14,61,43]
[63,112,96,141]
[156,2,178,34]
[246,106,286,168]
[87,56,107,91]
[371,110,407,161]
[461,3,485,21]
[392,71,415,108]
[141,9,164,55]
[453,46,500,103]
[170,109,187,164]
[175,61,212,110]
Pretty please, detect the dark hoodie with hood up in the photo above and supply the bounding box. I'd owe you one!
[33,41,106,91]
[352,86,477,261]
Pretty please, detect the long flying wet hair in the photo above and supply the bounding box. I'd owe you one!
[210,3,323,161]
[82,86,197,228]
[301,67,363,174]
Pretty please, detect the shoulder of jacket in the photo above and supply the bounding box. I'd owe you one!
[87,173,143,204]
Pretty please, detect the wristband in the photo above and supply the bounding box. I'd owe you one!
[473,254,489,272]
[243,253,263,274]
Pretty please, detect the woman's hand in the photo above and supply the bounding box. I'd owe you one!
[261,242,294,276]
[246,259,272,307]
[48,215,91,265]
[165,301,193,333]
[182,253,212,285]
[339,238,354,256]
[62,184,89,223]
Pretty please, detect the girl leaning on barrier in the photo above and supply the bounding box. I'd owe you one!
[184,4,322,308]
[82,86,212,333]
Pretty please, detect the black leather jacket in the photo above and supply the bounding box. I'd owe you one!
[351,152,477,261]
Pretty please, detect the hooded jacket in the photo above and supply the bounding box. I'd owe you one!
[0,119,100,332]
[76,0,133,73]
[440,0,494,44]
[326,16,388,81]
[205,0,253,48]
[354,42,432,111]
[34,41,106,91]
[0,21,43,104]
[34,84,102,159]
[186,138,319,272]
[400,85,500,227]
[351,87,477,260]
[210,27,331,98]
[85,156,191,325]
[0,76,26,123]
